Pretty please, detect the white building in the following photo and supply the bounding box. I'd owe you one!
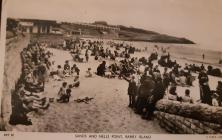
[18,19,58,34]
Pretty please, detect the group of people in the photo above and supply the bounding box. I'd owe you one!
[10,38,85,125]
[10,36,222,125]
[53,37,222,117]
[198,69,222,106]
[92,39,222,119]
[56,75,80,103]
[10,41,52,125]
[49,60,81,103]
[50,60,80,80]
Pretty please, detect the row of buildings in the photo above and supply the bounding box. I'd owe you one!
[17,19,62,34]
[16,19,120,35]
[74,21,120,31]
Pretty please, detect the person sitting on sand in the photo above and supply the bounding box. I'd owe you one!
[97,61,106,76]
[108,64,116,76]
[63,84,72,103]
[57,82,67,103]
[53,65,63,81]
[18,84,49,111]
[49,61,57,76]
[71,64,80,76]
[119,64,130,78]
[212,93,219,106]
[24,72,44,93]
[104,66,115,78]
[175,71,186,87]
[72,76,80,88]
[184,69,194,86]
[169,69,177,84]
[85,68,93,77]
[181,89,193,103]
[214,81,222,106]
[64,60,71,76]
[167,86,180,101]
[209,81,221,106]
[36,61,48,90]
[72,53,83,62]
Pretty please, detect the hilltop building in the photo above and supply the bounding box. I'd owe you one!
[18,19,63,34]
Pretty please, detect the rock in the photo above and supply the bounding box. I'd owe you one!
[155,99,222,124]
[154,111,221,134]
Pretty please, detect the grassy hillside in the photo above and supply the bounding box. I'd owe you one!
[118,25,194,44]
[61,23,194,44]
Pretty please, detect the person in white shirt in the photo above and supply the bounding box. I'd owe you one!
[85,68,93,77]
[212,93,219,106]
[181,89,193,103]
[167,86,179,101]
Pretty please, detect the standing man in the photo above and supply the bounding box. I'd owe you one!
[201,81,212,105]
[142,76,165,120]
[85,48,89,62]
[202,53,205,60]
[198,69,209,103]
[123,75,137,108]
[63,40,66,50]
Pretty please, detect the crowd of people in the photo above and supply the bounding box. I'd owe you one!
[88,40,222,120]
[10,36,222,125]
[10,41,52,125]
[9,39,84,125]
[62,38,222,111]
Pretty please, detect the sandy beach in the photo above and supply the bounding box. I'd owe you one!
[2,0,222,136]
[2,36,222,133]
[9,47,166,133]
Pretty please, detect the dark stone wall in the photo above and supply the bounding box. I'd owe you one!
[154,99,222,134]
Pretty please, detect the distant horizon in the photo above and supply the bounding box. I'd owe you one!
[5,0,222,52]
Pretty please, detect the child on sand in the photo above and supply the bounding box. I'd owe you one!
[64,85,72,103]
[57,82,67,102]
[85,68,93,77]
[71,64,80,76]
[53,65,64,81]
[72,76,80,88]
[64,60,71,77]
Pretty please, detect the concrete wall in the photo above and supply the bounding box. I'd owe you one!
[2,34,30,130]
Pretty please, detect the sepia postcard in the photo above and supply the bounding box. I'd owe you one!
[0,0,222,139]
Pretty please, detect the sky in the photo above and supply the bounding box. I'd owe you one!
[4,0,222,51]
